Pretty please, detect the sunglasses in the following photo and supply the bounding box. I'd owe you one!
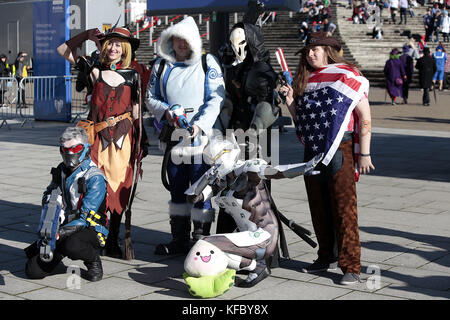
[60,144,84,154]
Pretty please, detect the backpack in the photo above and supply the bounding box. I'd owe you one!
[155,53,208,80]
[152,53,209,102]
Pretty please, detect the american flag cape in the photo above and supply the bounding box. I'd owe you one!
[294,63,369,170]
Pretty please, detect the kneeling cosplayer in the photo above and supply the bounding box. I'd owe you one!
[24,127,108,282]
[182,134,321,298]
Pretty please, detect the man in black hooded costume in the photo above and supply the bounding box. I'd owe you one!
[220,1,278,132]
[217,1,282,267]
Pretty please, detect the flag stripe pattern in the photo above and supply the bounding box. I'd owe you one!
[275,47,292,77]
[294,63,369,166]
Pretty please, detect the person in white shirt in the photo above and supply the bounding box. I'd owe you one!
[441,11,450,42]
[389,0,399,24]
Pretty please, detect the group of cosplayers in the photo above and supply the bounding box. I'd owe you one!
[24,1,374,297]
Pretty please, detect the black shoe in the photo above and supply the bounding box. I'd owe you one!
[84,255,103,282]
[237,262,271,288]
[154,240,190,255]
[102,238,123,259]
[300,260,338,273]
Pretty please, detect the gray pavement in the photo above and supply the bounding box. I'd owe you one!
[0,88,449,301]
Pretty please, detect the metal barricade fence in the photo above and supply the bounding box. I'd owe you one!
[19,75,89,125]
[0,77,19,129]
[0,75,88,129]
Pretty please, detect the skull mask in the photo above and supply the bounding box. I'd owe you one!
[229,27,247,64]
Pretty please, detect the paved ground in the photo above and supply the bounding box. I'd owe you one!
[0,87,449,304]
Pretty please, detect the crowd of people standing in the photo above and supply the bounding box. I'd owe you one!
[0,52,31,108]
[384,40,448,105]
[298,0,336,42]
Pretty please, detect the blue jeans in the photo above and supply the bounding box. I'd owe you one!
[167,157,212,210]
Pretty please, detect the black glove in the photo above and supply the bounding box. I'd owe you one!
[187,194,204,204]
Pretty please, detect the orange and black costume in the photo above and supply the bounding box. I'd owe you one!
[88,65,145,260]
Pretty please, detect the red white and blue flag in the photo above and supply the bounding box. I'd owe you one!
[294,63,369,169]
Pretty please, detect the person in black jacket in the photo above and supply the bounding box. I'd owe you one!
[400,45,414,104]
[0,54,11,107]
[217,0,282,268]
[220,13,278,132]
[415,47,437,106]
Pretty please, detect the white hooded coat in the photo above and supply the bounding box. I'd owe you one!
[145,16,225,136]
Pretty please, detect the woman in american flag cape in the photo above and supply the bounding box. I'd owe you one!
[280,31,375,285]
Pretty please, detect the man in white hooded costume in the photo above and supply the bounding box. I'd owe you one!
[146,16,225,255]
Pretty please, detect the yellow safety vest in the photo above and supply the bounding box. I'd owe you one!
[12,64,27,78]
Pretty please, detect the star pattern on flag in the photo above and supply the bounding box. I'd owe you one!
[295,86,354,158]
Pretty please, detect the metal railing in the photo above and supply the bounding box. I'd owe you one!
[0,75,89,129]
[0,77,19,128]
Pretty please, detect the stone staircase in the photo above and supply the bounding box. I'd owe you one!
[129,8,360,82]
[334,0,445,87]
[129,2,447,88]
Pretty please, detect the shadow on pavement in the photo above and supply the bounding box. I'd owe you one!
[360,226,450,269]
[365,133,450,182]
[128,265,193,299]
[360,226,450,298]
[386,116,450,125]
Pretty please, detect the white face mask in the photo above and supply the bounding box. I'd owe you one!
[229,27,247,64]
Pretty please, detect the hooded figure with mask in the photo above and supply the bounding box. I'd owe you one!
[217,1,282,268]
[146,16,225,256]
[24,126,108,282]
[220,1,278,132]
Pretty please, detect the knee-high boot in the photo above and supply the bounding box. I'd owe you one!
[103,212,123,259]
[155,202,192,255]
[155,215,191,255]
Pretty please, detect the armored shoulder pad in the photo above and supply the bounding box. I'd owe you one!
[84,165,107,182]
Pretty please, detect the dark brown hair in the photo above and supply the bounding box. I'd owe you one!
[292,46,361,98]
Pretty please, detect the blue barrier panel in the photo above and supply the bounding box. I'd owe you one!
[32,0,71,121]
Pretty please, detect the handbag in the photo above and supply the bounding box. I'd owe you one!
[395,78,403,86]
[76,119,95,145]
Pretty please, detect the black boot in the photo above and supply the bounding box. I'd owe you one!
[192,221,212,241]
[84,253,103,282]
[103,213,123,259]
[154,216,191,255]
[237,260,271,288]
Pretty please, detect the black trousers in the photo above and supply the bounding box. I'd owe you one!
[422,87,430,105]
[425,27,433,42]
[402,82,410,101]
[399,8,407,24]
[25,228,100,279]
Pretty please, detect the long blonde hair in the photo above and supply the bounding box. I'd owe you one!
[292,46,361,98]
[100,37,132,69]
